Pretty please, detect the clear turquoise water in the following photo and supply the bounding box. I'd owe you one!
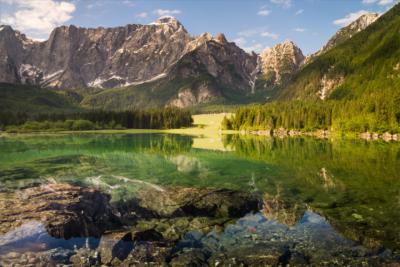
[0,133,399,262]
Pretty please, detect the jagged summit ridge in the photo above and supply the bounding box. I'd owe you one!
[0,19,259,108]
[258,39,305,86]
[304,12,379,64]
[149,16,186,32]
[0,19,192,88]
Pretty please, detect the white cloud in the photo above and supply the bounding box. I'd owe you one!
[362,0,395,5]
[333,10,370,27]
[233,37,247,47]
[153,9,181,17]
[0,0,76,38]
[270,0,292,8]
[257,9,271,16]
[87,2,104,9]
[233,37,263,53]
[377,0,394,5]
[237,29,260,37]
[293,28,306,32]
[122,0,135,7]
[261,31,278,39]
[135,12,148,18]
[237,28,278,40]
[244,43,263,52]
[295,9,304,15]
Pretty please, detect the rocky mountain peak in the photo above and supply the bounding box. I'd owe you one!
[183,32,212,53]
[260,40,303,58]
[323,12,379,51]
[348,13,379,31]
[304,12,379,64]
[150,16,185,31]
[259,40,304,85]
[0,19,259,108]
[282,39,295,46]
[214,33,227,44]
[0,25,36,44]
[0,25,13,34]
[199,32,213,41]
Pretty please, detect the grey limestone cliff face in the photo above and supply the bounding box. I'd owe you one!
[0,17,257,99]
[257,40,305,88]
[0,25,33,84]
[165,32,258,107]
[0,17,192,89]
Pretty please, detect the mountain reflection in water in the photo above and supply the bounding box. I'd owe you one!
[0,133,399,265]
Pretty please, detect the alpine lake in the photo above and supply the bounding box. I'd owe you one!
[0,128,399,266]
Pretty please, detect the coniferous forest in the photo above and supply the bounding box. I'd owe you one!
[225,88,400,133]
[0,108,193,132]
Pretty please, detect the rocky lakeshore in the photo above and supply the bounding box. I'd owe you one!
[244,128,400,142]
[360,132,399,142]
[0,182,399,266]
[246,128,331,139]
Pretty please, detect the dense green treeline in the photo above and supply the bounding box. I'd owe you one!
[226,89,400,133]
[0,108,193,132]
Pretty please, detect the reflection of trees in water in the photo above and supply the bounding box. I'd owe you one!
[146,134,193,155]
[223,134,400,251]
[81,134,193,155]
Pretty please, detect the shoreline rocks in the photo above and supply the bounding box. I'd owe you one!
[360,131,399,142]
[248,128,331,139]
[0,183,120,239]
[246,128,399,142]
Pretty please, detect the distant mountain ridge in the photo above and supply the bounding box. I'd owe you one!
[0,17,261,108]
[0,7,393,110]
[1,17,193,89]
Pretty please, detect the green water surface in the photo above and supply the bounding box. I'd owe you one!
[0,133,399,253]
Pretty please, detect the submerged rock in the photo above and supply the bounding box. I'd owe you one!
[97,231,134,265]
[2,182,397,266]
[262,192,306,227]
[69,247,101,267]
[124,186,261,219]
[0,183,120,239]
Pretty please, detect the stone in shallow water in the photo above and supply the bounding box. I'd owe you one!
[0,247,75,266]
[0,183,120,239]
[169,248,209,267]
[121,186,261,220]
[70,247,101,267]
[97,230,134,264]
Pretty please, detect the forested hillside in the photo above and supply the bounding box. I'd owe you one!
[279,3,400,101]
[226,90,400,133]
[226,4,400,134]
[0,83,79,113]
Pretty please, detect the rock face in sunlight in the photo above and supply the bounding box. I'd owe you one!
[257,40,305,89]
[0,18,191,88]
[0,17,257,107]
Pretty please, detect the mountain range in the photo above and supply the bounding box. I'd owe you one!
[0,4,398,111]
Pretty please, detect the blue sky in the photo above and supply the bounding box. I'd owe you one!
[0,0,398,55]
